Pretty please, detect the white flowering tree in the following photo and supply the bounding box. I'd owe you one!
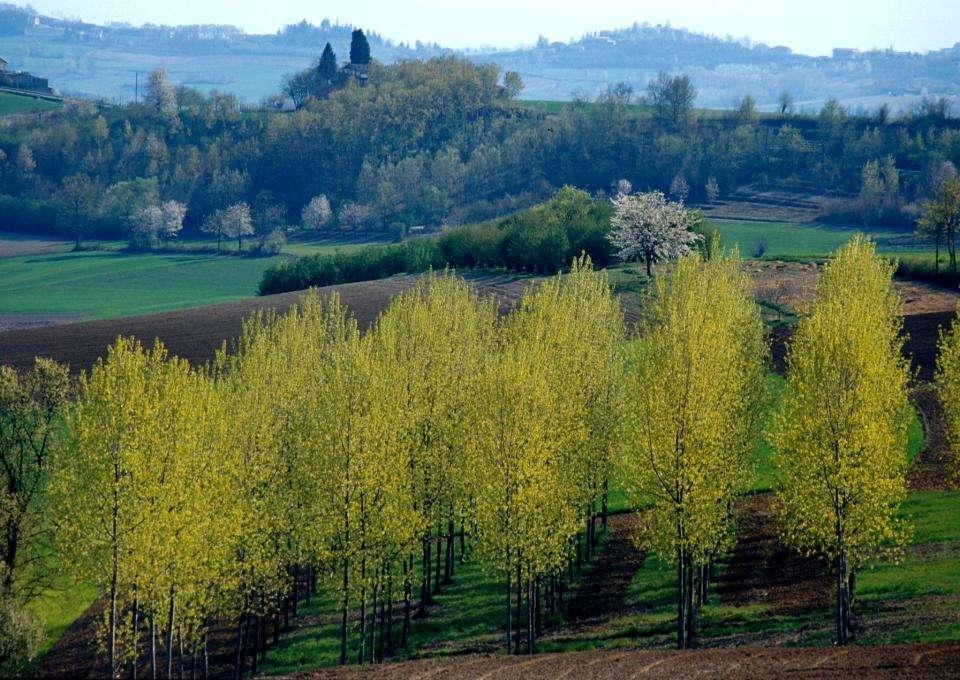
[131,200,186,248]
[301,194,332,231]
[608,191,701,276]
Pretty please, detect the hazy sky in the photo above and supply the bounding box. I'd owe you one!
[32,0,960,55]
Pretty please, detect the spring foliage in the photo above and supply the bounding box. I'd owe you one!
[773,235,911,644]
[617,251,766,647]
[52,262,627,671]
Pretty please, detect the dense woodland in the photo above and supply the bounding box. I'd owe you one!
[1,55,959,251]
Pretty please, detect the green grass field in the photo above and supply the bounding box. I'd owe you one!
[0,92,61,116]
[0,236,381,320]
[0,251,281,319]
[708,219,926,259]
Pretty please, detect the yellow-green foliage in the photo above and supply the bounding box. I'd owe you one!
[774,235,911,568]
[51,263,629,665]
[619,253,766,564]
[936,310,960,484]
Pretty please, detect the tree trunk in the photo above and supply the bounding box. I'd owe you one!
[358,564,367,664]
[386,570,394,656]
[602,478,609,531]
[459,523,466,563]
[402,555,411,646]
[505,548,512,654]
[132,596,140,680]
[150,615,157,680]
[836,550,848,645]
[434,532,442,593]
[676,548,685,649]
[418,536,431,615]
[339,557,349,665]
[444,517,454,583]
[514,562,522,654]
[233,615,245,680]
[527,578,534,655]
[166,588,176,679]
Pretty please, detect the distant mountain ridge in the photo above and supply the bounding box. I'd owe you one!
[0,3,957,111]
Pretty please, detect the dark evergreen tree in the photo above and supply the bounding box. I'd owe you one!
[318,42,338,84]
[350,29,371,65]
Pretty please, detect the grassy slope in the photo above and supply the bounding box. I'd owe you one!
[709,219,927,259]
[0,91,61,116]
[0,238,373,320]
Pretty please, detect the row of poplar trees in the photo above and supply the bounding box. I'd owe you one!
[51,236,938,675]
[620,234,916,649]
[51,257,625,677]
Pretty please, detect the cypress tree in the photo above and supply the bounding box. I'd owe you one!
[350,29,371,65]
[318,42,338,84]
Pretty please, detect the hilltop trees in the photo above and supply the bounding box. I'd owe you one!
[618,252,766,649]
[318,43,338,88]
[608,190,701,276]
[646,72,696,130]
[774,235,911,645]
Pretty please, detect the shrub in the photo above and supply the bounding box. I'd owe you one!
[258,186,614,294]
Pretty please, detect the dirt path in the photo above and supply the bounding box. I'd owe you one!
[909,387,957,491]
[716,494,832,616]
[294,641,960,678]
[564,513,646,626]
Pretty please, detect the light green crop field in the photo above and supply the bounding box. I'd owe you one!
[0,251,281,319]
[0,236,381,320]
[708,218,927,259]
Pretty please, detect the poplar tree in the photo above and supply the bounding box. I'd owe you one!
[774,235,911,645]
[618,252,766,649]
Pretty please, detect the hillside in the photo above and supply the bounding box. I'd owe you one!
[0,4,957,109]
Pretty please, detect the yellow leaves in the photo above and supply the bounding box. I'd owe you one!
[774,235,911,567]
[618,252,766,564]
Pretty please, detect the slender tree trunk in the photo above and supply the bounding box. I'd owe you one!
[685,555,696,647]
[527,578,534,656]
[370,576,379,662]
[676,547,685,649]
[166,588,176,679]
[132,596,140,680]
[514,562,522,654]
[459,523,465,563]
[203,633,209,680]
[386,569,394,656]
[178,630,185,680]
[150,615,157,680]
[419,536,431,615]
[505,548,512,654]
[602,478,609,531]
[434,532,442,593]
[936,237,941,273]
[402,555,411,646]
[233,615,245,680]
[535,576,542,638]
[358,566,367,664]
[339,557,349,665]
[444,517,454,583]
[836,548,850,645]
[292,564,300,619]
